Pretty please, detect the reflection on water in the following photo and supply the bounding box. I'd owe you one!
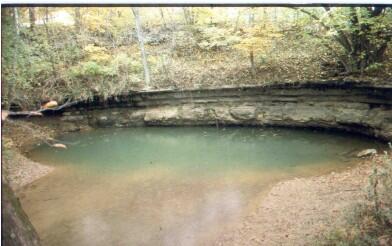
[21,127,383,246]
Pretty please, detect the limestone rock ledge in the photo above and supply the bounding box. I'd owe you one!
[53,81,392,141]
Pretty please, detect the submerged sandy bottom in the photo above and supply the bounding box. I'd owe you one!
[20,163,352,246]
[18,127,382,246]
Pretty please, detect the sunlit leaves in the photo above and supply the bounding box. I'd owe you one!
[84,44,111,63]
[234,24,282,54]
[197,26,240,51]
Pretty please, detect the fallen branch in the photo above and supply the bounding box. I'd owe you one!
[5,100,80,119]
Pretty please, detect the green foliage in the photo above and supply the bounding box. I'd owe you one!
[365,62,385,74]
[297,7,392,73]
[111,53,139,73]
[70,61,108,77]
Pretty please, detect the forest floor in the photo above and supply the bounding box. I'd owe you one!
[2,119,376,245]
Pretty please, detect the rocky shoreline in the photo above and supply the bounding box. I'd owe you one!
[2,119,87,191]
[3,149,53,191]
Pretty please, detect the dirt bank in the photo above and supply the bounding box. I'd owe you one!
[2,149,54,191]
[2,119,90,191]
[214,159,375,245]
[2,121,54,191]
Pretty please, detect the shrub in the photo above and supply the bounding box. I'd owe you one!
[197,26,240,51]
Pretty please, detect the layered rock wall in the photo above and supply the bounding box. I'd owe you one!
[52,81,392,140]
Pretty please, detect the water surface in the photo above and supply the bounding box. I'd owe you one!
[21,127,383,246]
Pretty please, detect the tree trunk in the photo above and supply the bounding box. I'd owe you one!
[233,11,241,33]
[43,8,58,79]
[247,9,254,25]
[6,9,19,110]
[28,7,35,32]
[182,7,194,25]
[13,8,20,35]
[74,7,81,34]
[210,6,213,25]
[249,49,256,77]
[160,8,167,29]
[274,8,277,22]
[248,9,256,78]
[182,7,190,25]
[132,8,151,88]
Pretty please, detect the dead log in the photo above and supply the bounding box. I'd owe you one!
[6,101,79,119]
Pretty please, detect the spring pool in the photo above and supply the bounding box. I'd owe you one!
[20,127,383,246]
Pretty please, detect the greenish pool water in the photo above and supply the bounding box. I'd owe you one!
[21,127,383,246]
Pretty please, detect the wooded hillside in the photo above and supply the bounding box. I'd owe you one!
[2,6,391,110]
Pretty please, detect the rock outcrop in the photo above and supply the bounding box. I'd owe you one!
[31,81,392,141]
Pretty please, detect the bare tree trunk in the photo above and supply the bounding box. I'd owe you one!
[132,8,151,88]
[250,50,256,77]
[13,8,20,35]
[168,8,175,25]
[28,7,35,32]
[160,8,167,29]
[43,7,57,79]
[182,7,190,25]
[44,7,49,23]
[274,8,277,22]
[182,7,194,25]
[210,6,213,25]
[159,54,170,82]
[8,9,19,110]
[248,9,256,78]
[74,7,81,34]
[233,10,241,33]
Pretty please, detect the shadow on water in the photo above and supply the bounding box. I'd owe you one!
[21,127,385,246]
